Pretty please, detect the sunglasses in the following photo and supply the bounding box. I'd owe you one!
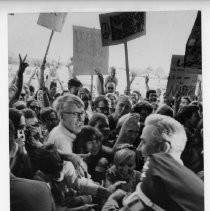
[30,106,41,110]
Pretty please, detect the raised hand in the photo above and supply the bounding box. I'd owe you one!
[108,189,127,202]
[18,54,29,76]
[108,181,127,193]
[130,72,136,82]
[145,74,149,84]
[95,68,104,84]
[66,57,73,69]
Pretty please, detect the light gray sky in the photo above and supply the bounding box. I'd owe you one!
[8,11,197,74]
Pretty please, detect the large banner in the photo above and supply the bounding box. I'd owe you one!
[166,55,199,99]
[184,11,201,74]
[73,25,109,75]
[37,13,68,32]
[99,12,146,46]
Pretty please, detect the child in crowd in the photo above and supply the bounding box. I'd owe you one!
[105,144,141,193]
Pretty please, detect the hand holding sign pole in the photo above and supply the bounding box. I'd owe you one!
[124,42,130,95]
[99,12,146,95]
[40,30,54,89]
[37,13,67,89]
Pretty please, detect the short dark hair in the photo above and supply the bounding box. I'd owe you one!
[9,108,23,131]
[176,105,199,125]
[22,108,36,119]
[132,90,141,98]
[131,101,153,115]
[146,90,156,99]
[29,144,63,175]
[29,85,35,93]
[50,81,57,90]
[88,113,108,127]
[68,78,82,89]
[73,125,102,154]
[78,88,92,101]
[156,104,174,117]
[40,107,57,123]
[93,95,109,109]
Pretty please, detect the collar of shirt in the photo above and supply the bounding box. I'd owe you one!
[169,153,184,166]
[58,122,76,141]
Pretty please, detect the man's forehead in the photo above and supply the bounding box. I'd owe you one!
[63,102,84,112]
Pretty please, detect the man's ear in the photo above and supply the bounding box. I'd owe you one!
[159,142,171,153]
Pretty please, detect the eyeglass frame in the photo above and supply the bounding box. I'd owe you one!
[62,111,85,119]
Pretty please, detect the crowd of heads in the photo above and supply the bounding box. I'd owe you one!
[9,60,204,211]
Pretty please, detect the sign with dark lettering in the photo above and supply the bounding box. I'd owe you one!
[166,55,199,99]
[73,25,109,75]
[99,12,146,46]
[37,13,67,32]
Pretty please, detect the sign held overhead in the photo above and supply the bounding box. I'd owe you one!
[73,25,109,75]
[99,12,146,46]
[37,13,68,32]
[166,55,199,99]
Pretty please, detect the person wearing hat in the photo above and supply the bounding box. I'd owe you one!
[102,114,204,211]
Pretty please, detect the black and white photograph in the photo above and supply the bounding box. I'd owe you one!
[4,3,206,211]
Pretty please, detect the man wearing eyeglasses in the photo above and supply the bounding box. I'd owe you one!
[46,94,86,174]
[94,95,110,116]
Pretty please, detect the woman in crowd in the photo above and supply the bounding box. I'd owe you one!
[74,125,112,184]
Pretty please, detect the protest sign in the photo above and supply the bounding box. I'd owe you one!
[184,11,201,74]
[73,25,109,75]
[99,12,146,46]
[37,13,67,32]
[166,55,199,99]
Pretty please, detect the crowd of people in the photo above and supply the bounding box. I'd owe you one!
[9,55,204,211]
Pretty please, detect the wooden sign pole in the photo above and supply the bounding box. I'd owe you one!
[40,30,54,89]
[91,74,93,96]
[124,42,130,95]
